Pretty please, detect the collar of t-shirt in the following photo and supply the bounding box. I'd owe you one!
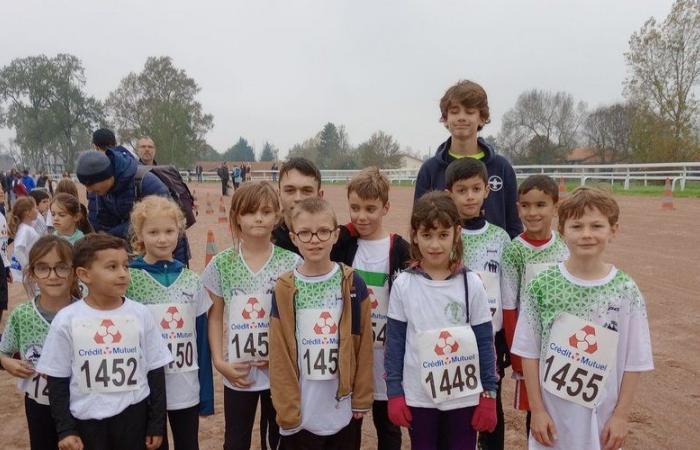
[34,295,78,323]
[405,264,464,281]
[461,216,486,231]
[448,150,485,160]
[294,263,340,283]
[129,256,184,288]
[519,232,553,248]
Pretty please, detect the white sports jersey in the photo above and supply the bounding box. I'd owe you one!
[388,270,492,411]
[501,233,569,312]
[10,223,40,283]
[279,264,352,437]
[511,264,653,450]
[36,299,172,420]
[352,236,390,401]
[0,213,10,267]
[202,245,301,391]
[126,268,212,410]
[461,222,510,333]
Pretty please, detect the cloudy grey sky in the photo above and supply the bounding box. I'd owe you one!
[0,0,675,159]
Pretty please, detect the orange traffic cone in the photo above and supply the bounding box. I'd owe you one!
[205,230,217,266]
[662,177,674,210]
[218,199,228,224]
[559,177,568,199]
[205,193,214,215]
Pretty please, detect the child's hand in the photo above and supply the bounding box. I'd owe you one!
[58,435,84,450]
[1,358,35,378]
[218,361,253,388]
[530,409,557,446]
[145,435,162,450]
[250,360,269,369]
[471,396,497,432]
[387,396,412,428]
[352,411,367,420]
[601,413,628,450]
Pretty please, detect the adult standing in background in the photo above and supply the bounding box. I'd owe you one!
[217,161,230,196]
[21,170,35,192]
[136,136,158,166]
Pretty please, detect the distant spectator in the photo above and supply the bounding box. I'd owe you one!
[217,161,230,196]
[21,170,35,192]
[13,173,28,198]
[271,163,278,182]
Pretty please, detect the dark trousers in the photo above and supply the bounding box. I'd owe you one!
[478,331,508,450]
[25,395,59,450]
[351,401,402,450]
[224,387,279,450]
[221,179,229,196]
[281,421,355,450]
[158,405,200,450]
[409,406,477,450]
[76,399,148,450]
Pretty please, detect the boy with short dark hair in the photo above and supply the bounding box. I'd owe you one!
[512,187,653,450]
[501,175,570,433]
[37,233,172,450]
[415,79,522,239]
[343,167,410,450]
[270,197,373,450]
[445,157,510,450]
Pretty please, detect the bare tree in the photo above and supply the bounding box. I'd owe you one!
[583,103,636,163]
[498,89,586,163]
[624,0,700,147]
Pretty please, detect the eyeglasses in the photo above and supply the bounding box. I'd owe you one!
[294,228,336,243]
[32,263,73,279]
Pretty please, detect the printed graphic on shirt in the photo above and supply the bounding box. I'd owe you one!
[356,269,389,348]
[500,234,569,311]
[0,300,51,404]
[295,268,343,381]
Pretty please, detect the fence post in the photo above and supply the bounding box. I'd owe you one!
[624,168,630,190]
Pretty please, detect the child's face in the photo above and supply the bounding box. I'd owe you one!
[561,207,618,260]
[37,198,50,214]
[140,214,180,262]
[31,248,73,299]
[279,169,321,216]
[237,203,278,240]
[348,192,389,240]
[445,104,483,140]
[77,248,130,299]
[290,211,338,265]
[413,222,458,270]
[448,176,488,220]
[518,189,557,237]
[50,203,79,235]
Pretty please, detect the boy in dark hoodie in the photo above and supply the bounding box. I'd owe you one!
[414,80,522,239]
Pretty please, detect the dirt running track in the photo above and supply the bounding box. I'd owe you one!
[0,182,698,449]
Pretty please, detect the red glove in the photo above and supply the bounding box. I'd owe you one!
[471,396,497,432]
[387,396,412,428]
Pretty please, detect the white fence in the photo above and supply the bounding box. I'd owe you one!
[182,162,700,192]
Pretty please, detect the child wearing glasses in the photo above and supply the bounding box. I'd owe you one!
[203,182,301,450]
[0,235,79,450]
[270,197,373,450]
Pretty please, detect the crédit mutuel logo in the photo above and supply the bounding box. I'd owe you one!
[549,323,609,371]
[79,319,137,357]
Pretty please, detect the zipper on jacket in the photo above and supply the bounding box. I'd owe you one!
[334,264,347,405]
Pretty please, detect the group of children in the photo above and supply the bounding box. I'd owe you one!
[0,78,652,450]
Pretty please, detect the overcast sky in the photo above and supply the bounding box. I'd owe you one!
[0,0,675,159]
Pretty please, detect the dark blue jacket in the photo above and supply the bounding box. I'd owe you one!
[414,137,523,238]
[129,257,214,415]
[21,175,35,191]
[87,146,190,264]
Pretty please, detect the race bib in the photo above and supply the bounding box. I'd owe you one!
[542,312,618,408]
[524,263,557,286]
[417,326,483,404]
[369,286,389,348]
[21,373,49,405]
[227,293,271,362]
[476,271,501,318]
[72,315,142,394]
[298,309,340,380]
[148,303,198,374]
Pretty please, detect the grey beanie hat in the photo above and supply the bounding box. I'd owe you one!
[76,151,113,186]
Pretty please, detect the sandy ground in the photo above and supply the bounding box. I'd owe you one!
[1,181,698,449]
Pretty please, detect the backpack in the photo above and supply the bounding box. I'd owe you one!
[135,165,197,228]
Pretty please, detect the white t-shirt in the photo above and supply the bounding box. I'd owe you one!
[461,222,510,333]
[11,223,40,282]
[388,270,493,410]
[352,236,390,401]
[0,213,10,267]
[126,268,212,410]
[280,264,352,437]
[511,264,654,450]
[36,298,173,420]
[32,213,48,236]
[202,245,301,391]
